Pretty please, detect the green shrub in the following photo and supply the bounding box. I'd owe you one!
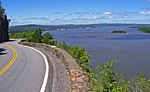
[9,29,54,44]
[41,32,53,44]
[70,46,90,72]
[54,41,90,71]
[89,60,118,92]
[55,41,72,52]
[0,8,5,14]
[89,60,150,92]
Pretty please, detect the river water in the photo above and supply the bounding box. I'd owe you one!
[44,26,150,78]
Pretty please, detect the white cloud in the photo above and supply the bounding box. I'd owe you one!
[74,12,100,15]
[91,17,97,19]
[99,16,115,20]
[139,11,146,14]
[124,15,129,18]
[10,9,150,26]
[108,16,114,19]
[74,11,114,15]
[10,17,51,26]
[103,11,112,15]
[139,11,150,14]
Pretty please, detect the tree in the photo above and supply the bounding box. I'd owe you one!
[41,32,53,44]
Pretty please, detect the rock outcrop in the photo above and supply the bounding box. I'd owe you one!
[0,15,9,42]
[0,3,9,43]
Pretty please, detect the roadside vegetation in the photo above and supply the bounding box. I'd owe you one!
[10,29,150,92]
[139,26,150,33]
[10,29,54,44]
[10,29,90,72]
[89,60,150,92]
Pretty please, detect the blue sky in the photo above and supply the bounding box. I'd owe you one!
[2,0,150,25]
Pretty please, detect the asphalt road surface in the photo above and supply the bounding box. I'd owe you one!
[0,41,46,92]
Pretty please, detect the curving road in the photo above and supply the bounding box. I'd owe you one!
[0,41,47,92]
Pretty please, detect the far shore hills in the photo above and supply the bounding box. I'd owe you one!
[9,23,150,33]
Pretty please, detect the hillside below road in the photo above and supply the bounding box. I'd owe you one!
[0,41,47,92]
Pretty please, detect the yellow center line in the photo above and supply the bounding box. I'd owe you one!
[0,44,18,75]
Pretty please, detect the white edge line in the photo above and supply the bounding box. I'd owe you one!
[19,45,49,92]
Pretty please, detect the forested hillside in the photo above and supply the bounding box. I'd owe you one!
[9,24,145,33]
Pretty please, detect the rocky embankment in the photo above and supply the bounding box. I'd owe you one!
[19,41,90,92]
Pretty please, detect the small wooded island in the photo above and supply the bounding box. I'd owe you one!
[139,26,150,33]
[111,30,127,33]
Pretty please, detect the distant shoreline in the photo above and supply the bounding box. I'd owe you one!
[9,23,149,33]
